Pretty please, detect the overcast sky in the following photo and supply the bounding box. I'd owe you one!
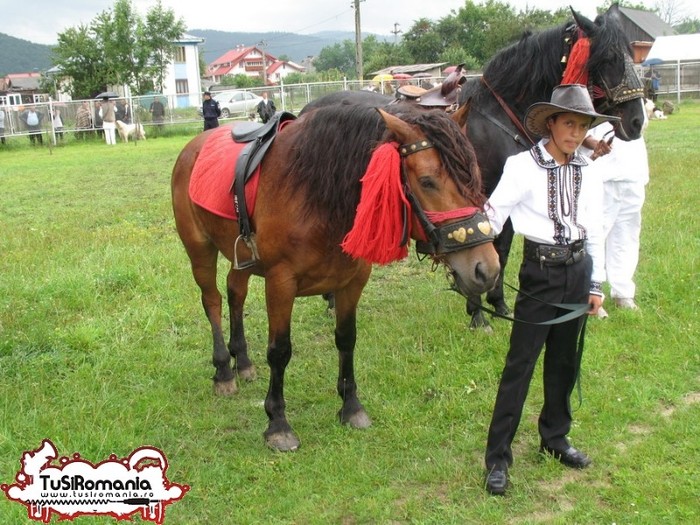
[3,0,697,46]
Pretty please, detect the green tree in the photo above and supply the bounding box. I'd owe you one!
[402,18,445,63]
[51,0,185,98]
[51,24,110,98]
[314,40,357,78]
[141,0,187,93]
[674,17,700,33]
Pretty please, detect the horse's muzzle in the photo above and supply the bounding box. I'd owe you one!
[414,212,496,256]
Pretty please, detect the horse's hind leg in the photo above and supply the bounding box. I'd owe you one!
[226,268,257,381]
[334,272,372,429]
[189,245,237,396]
[262,277,300,451]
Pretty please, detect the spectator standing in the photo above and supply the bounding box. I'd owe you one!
[645,68,661,102]
[482,84,618,496]
[583,120,649,312]
[149,97,166,128]
[115,99,126,123]
[0,107,6,145]
[100,98,117,145]
[256,92,276,123]
[51,107,64,142]
[20,106,44,145]
[75,101,93,139]
[202,91,221,131]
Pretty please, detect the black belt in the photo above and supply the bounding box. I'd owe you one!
[523,238,586,267]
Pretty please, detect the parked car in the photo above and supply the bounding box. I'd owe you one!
[211,90,263,119]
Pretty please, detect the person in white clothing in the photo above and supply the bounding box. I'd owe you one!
[483,84,620,496]
[583,119,649,311]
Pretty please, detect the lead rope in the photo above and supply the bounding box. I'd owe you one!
[459,280,589,409]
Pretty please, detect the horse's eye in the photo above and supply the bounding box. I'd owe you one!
[418,176,437,190]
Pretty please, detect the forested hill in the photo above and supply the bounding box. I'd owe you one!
[0,33,53,75]
[189,29,373,64]
[1,29,379,76]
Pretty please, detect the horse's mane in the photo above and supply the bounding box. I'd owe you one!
[285,103,483,238]
[476,24,569,114]
[588,12,633,72]
[471,10,631,116]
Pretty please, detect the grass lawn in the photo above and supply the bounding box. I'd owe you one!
[0,102,698,524]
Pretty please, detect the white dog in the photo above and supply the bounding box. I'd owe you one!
[115,120,147,142]
[644,98,667,120]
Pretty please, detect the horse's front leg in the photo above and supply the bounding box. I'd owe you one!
[262,277,299,451]
[334,270,372,429]
[227,268,256,381]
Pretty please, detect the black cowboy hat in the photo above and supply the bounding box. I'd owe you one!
[524,84,620,137]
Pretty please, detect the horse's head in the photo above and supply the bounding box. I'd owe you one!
[573,5,646,141]
[378,104,500,296]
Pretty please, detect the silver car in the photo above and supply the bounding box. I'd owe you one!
[212,90,263,118]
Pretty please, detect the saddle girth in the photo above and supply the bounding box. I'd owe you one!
[232,111,296,241]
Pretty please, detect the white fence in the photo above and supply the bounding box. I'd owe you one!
[1,69,698,146]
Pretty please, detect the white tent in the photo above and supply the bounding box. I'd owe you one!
[643,34,700,104]
[644,34,700,63]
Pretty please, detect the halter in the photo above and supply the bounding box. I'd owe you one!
[592,55,645,112]
[398,139,495,255]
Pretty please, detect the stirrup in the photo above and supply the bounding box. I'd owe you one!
[233,234,259,270]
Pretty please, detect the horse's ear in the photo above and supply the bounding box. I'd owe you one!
[451,99,471,130]
[571,7,596,36]
[376,108,414,143]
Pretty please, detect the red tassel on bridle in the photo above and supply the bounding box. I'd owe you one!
[341,142,411,265]
[561,34,590,85]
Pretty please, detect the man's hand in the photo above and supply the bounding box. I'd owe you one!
[588,294,604,316]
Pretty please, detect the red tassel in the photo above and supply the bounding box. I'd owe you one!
[562,36,590,85]
[341,142,410,265]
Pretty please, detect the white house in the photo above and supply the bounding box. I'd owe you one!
[207,45,305,85]
[161,33,204,108]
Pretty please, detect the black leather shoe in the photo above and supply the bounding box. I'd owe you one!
[540,443,591,469]
[485,466,508,495]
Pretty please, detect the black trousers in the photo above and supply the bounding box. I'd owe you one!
[203,118,219,131]
[485,252,592,469]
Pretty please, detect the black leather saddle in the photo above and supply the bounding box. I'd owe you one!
[231,111,296,239]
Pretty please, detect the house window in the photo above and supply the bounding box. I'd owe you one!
[176,79,189,94]
[174,46,186,63]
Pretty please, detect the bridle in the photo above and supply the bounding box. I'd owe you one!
[397,139,495,256]
[479,23,645,146]
[559,24,644,112]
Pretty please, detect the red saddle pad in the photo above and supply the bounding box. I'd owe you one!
[189,126,260,220]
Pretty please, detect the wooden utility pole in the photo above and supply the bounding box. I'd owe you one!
[391,22,402,45]
[259,40,268,85]
[353,0,364,81]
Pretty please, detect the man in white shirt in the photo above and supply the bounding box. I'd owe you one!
[583,118,649,311]
[483,84,619,496]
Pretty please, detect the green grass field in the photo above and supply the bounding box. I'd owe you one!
[0,102,698,524]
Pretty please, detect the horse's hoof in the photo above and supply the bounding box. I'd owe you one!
[340,409,372,429]
[237,365,257,382]
[469,314,493,334]
[265,431,300,452]
[213,379,238,396]
[491,301,511,316]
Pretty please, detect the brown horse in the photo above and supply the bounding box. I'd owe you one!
[171,102,500,451]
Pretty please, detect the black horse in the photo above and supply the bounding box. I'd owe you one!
[459,5,646,330]
[303,6,646,326]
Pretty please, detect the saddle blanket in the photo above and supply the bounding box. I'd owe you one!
[189,125,260,220]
